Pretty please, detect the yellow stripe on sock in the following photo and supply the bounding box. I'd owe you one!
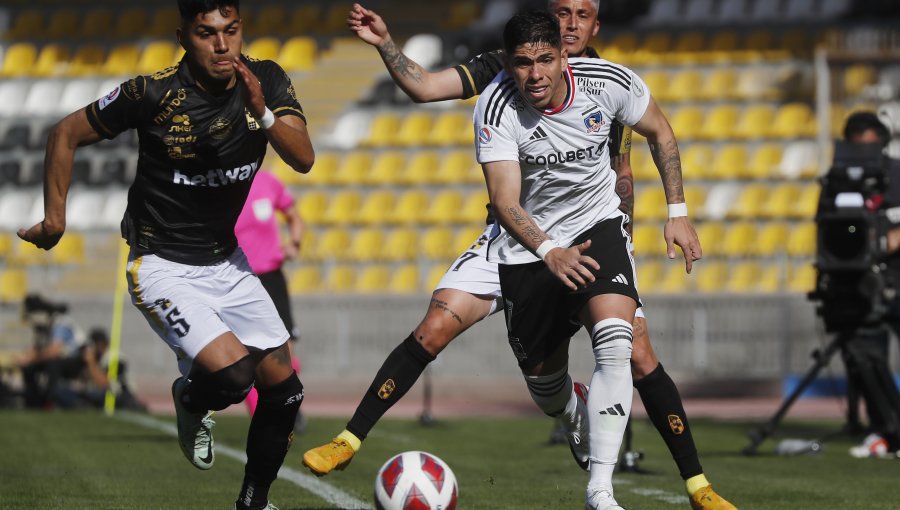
[686,474,710,496]
[338,430,362,452]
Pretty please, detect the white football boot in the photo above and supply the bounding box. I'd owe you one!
[171,377,215,470]
[585,488,625,510]
[566,382,591,471]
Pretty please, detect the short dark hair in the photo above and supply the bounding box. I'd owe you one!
[88,328,109,345]
[844,111,890,147]
[177,0,240,26]
[503,10,562,55]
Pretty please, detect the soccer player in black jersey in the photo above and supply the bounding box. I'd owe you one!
[18,2,313,509]
[303,2,735,509]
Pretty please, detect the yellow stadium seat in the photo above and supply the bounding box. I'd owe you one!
[246,4,287,37]
[51,233,85,265]
[771,103,814,139]
[680,144,714,181]
[289,266,322,294]
[684,186,707,219]
[400,151,439,185]
[315,228,351,261]
[6,10,43,39]
[322,191,362,226]
[421,227,454,261]
[346,228,385,262]
[148,8,180,38]
[0,233,11,259]
[780,30,811,57]
[761,185,801,220]
[81,8,114,38]
[321,3,354,33]
[787,222,816,257]
[304,152,339,186]
[695,261,729,293]
[666,70,702,103]
[279,37,317,72]
[394,113,434,147]
[720,222,757,257]
[632,223,662,256]
[286,5,322,35]
[246,37,281,62]
[114,8,146,39]
[324,264,355,293]
[746,143,783,180]
[102,44,140,76]
[787,263,816,293]
[755,222,790,256]
[297,191,329,225]
[355,265,390,293]
[388,264,420,293]
[843,64,877,98]
[423,190,463,225]
[756,263,784,293]
[641,71,669,102]
[383,228,419,262]
[695,221,725,257]
[434,150,476,185]
[630,147,658,182]
[459,191,491,225]
[426,263,451,291]
[137,41,177,75]
[698,105,739,141]
[633,187,667,222]
[633,32,670,65]
[725,261,764,293]
[745,30,775,51]
[427,112,469,146]
[671,32,705,63]
[361,113,401,148]
[709,144,748,180]
[452,225,489,255]
[271,158,303,186]
[734,105,775,140]
[668,106,704,141]
[698,68,736,101]
[65,45,106,77]
[727,185,769,220]
[297,229,318,262]
[367,151,406,185]
[389,190,428,225]
[32,44,71,77]
[657,264,690,294]
[46,9,79,39]
[791,184,819,220]
[357,191,396,226]
[635,260,662,294]
[332,151,372,186]
[0,43,37,78]
[10,239,48,266]
[0,269,28,304]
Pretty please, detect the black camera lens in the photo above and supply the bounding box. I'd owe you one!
[821,218,867,262]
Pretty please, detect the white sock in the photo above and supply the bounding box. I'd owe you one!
[524,366,573,417]
[587,318,633,490]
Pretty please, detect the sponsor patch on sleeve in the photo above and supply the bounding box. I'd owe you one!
[98,86,121,110]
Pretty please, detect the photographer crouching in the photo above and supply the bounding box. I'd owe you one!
[834,112,900,458]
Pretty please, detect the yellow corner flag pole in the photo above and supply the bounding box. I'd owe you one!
[104,240,129,416]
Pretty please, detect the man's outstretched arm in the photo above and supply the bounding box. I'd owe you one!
[348,3,465,102]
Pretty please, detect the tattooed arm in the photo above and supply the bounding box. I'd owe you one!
[632,97,702,272]
[613,152,634,236]
[348,4,465,102]
[482,160,598,290]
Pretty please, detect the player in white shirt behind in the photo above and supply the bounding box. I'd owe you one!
[475,11,701,510]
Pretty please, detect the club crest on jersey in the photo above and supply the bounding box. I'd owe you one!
[478,127,492,144]
[584,112,605,133]
[98,86,121,110]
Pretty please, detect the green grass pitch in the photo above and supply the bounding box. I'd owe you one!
[2,411,899,509]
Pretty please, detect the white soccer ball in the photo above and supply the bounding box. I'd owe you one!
[374,451,458,510]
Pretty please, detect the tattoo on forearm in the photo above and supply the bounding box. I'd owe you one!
[507,206,544,246]
[648,139,685,203]
[613,156,634,235]
[431,298,462,324]
[378,39,423,83]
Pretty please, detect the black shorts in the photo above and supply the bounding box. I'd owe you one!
[498,217,640,369]
[257,269,296,339]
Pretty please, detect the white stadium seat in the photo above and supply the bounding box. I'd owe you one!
[0,81,30,118]
[22,80,65,117]
[703,183,742,221]
[66,190,105,230]
[402,34,442,71]
[99,189,129,230]
[58,78,103,116]
[0,190,36,231]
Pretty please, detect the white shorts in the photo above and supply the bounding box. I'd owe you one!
[434,224,646,319]
[126,248,289,376]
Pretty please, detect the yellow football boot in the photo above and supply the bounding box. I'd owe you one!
[302,438,356,476]
[690,485,737,510]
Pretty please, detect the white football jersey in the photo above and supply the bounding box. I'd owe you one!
[474,57,650,264]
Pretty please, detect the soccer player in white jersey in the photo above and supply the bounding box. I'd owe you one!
[474,11,700,509]
[306,4,735,509]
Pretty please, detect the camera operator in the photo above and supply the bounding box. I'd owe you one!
[15,294,80,408]
[841,111,900,457]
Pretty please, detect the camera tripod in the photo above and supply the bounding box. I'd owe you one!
[743,324,900,456]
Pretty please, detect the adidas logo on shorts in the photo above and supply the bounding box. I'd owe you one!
[612,274,628,285]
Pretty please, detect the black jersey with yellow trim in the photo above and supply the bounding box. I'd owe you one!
[85,55,305,265]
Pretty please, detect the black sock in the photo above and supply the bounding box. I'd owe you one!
[347,334,435,440]
[237,373,303,510]
[634,363,703,480]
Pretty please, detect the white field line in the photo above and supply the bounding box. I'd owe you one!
[116,412,372,510]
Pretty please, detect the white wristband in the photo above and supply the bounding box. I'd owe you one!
[259,108,276,130]
[535,240,559,261]
[668,203,688,218]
